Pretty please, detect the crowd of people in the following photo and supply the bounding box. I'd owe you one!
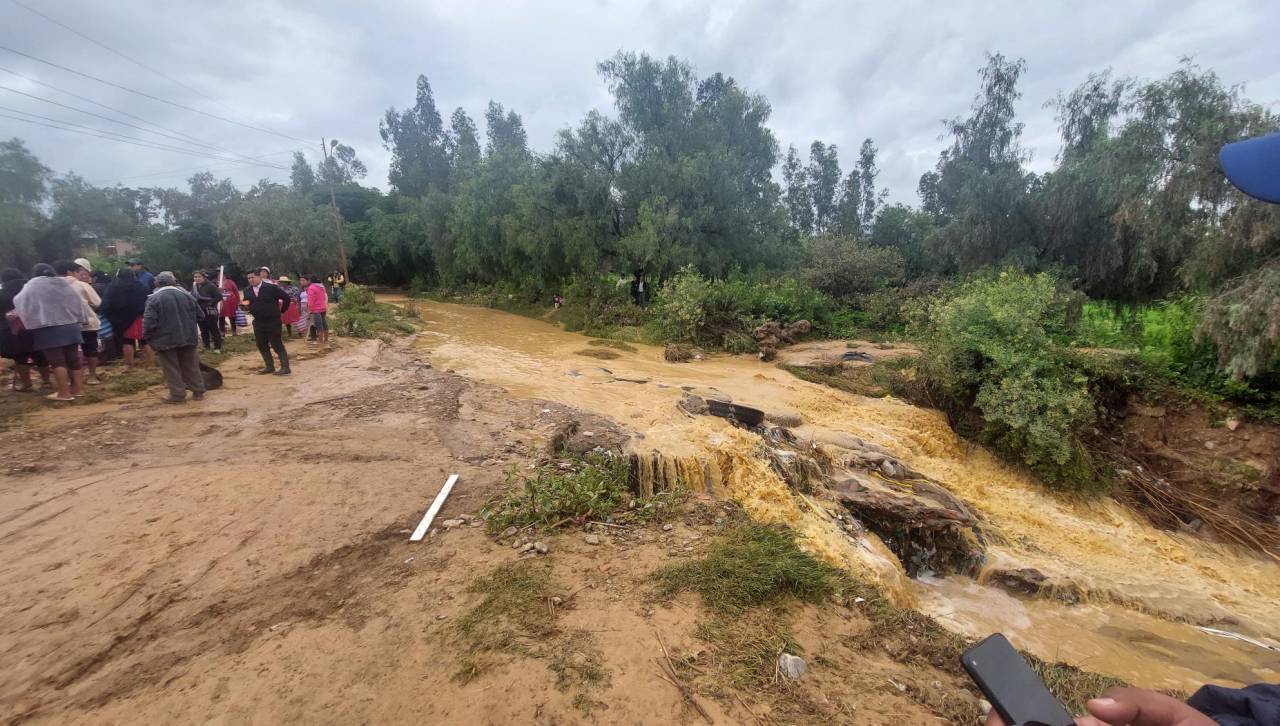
[0,258,333,404]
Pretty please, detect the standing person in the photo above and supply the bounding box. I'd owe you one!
[278,276,302,339]
[334,270,346,301]
[143,272,206,403]
[191,270,223,353]
[57,260,103,385]
[306,274,329,345]
[219,276,241,336]
[14,263,87,402]
[296,282,311,340]
[100,268,149,369]
[127,258,155,291]
[243,269,291,375]
[0,268,51,391]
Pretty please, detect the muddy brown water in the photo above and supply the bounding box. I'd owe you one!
[397,295,1280,692]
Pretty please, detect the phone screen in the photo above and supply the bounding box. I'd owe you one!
[961,634,1075,726]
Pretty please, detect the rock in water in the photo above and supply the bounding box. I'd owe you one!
[777,653,807,679]
[677,394,709,416]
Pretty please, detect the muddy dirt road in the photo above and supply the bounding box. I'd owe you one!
[2,300,1278,724]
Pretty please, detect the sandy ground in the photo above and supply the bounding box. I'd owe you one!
[0,336,954,725]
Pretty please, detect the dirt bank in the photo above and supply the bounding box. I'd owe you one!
[0,336,964,724]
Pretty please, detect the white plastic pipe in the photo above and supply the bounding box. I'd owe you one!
[410,474,459,542]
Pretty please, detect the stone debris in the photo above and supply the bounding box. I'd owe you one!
[584,534,602,545]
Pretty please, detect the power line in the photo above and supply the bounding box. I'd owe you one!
[89,150,299,185]
[0,64,278,164]
[0,110,293,166]
[0,44,306,142]
[6,0,223,107]
[0,83,256,157]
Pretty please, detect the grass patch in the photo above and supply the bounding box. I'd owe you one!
[455,560,610,708]
[694,608,797,687]
[587,338,638,353]
[481,452,630,533]
[458,560,556,658]
[573,348,621,360]
[655,523,847,614]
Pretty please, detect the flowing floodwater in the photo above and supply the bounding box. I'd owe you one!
[397,296,1280,692]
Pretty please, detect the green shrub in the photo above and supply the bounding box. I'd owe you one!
[557,275,649,337]
[332,283,416,338]
[922,270,1103,490]
[648,267,842,347]
[799,235,905,301]
[481,453,630,532]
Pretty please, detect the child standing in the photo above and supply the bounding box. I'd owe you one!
[306,274,329,345]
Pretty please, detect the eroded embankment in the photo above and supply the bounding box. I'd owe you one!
[402,297,1280,692]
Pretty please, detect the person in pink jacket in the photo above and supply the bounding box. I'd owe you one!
[306,274,329,345]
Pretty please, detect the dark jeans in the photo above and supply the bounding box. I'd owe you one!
[198,312,223,350]
[253,319,289,371]
[155,345,204,400]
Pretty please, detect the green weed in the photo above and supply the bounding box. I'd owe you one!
[481,453,630,533]
[654,523,847,614]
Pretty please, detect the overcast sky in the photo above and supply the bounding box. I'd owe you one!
[2,0,1277,206]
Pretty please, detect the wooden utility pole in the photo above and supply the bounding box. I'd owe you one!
[320,138,350,282]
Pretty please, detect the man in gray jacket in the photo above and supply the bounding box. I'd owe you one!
[143,271,206,403]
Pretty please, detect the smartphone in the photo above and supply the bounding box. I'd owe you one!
[961,633,1075,726]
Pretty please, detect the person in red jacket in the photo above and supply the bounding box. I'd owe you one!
[219,277,241,336]
[306,274,329,345]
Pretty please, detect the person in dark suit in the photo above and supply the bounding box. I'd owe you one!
[243,269,291,375]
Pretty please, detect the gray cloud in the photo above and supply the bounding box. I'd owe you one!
[2,0,1276,204]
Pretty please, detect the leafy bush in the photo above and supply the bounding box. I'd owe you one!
[799,235,905,301]
[332,283,416,338]
[556,275,649,337]
[922,270,1103,489]
[649,267,841,348]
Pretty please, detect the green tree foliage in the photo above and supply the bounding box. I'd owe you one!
[799,235,904,301]
[921,271,1102,489]
[380,75,449,197]
[781,145,813,234]
[807,141,840,234]
[0,138,51,268]
[924,53,1038,272]
[318,139,367,187]
[600,53,783,279]
[220,184,339,274]
[290,152,315,194]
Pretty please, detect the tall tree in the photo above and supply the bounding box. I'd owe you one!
[484,101,529,156]
[806,141,840,234]
[924,53,1038,271]
[380,75,449,197]
[856,138,886,230]
[833,169,862,237]
[318,140,367,187]
[0,138,50,268]
[781,145,813,234]
[290,151,315,194]
[446,107,481,177]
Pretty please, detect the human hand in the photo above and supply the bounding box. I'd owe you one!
[983,687,1216,726]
